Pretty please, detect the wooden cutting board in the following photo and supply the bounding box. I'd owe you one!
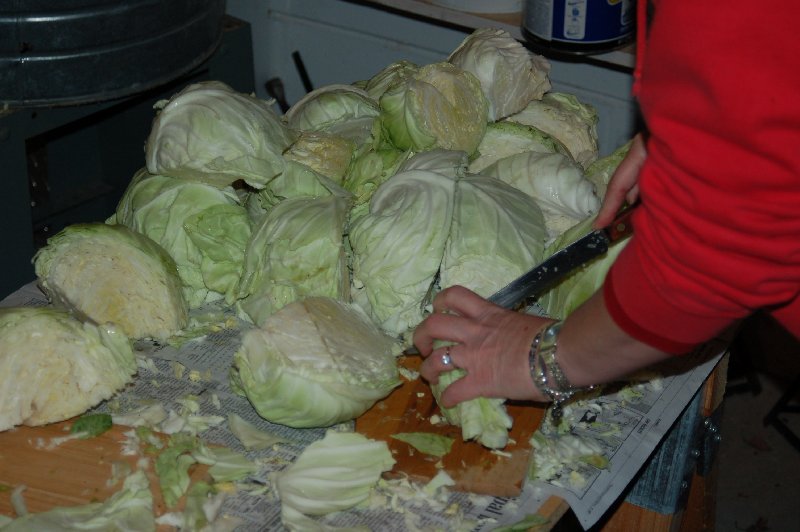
[356,355,546,497]
[0,419,209,523]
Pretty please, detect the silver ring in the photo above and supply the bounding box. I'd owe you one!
[441,347,452,367]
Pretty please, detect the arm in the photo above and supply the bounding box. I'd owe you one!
[414,285,670,408]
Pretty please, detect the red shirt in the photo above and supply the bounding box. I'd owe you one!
[604,0,800,353]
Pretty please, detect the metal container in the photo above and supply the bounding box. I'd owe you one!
[522,0,635,56]
[0,0,226,107]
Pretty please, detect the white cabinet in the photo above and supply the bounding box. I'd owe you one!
[227,0,638,155]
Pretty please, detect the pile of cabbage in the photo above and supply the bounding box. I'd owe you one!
[25,28,632,448]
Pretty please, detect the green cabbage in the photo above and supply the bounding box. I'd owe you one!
[0,470,154,531]
[448,28,551,121]
[481,150,600,238]
[283,130,356,184]
[506,92,600,168]
[432,368,513,449]
[284,83,380,146]
[584,138,634,201]
[379,61,489,155]
[441,174,547,299]
[349,169,456,337]
[276,430,395,530]
[33,223,188,340]
[236,194,351,327]
[258,159,352,207]
[468,120,569,174]
[145,81,294,189]
[0,307,135,432]
[113,169,251,307]
[342,145,408,207]
[397,148,469,178]
[538,216,629,319]
[231,297,401,428]
[360,59,420,101]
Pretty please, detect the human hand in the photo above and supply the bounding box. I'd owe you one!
[593,132,647,228]
[412,285,551,407]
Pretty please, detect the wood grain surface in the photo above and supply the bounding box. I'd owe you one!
[356,355,547,496]
[0,420,208,521]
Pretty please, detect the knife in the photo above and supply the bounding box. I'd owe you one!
[403,204,636,355]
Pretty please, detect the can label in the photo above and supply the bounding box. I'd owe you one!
[524,0,634,45]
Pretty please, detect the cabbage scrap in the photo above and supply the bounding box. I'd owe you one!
[0,470,155,531]
[391,432,455,458]
[276,430,395,530]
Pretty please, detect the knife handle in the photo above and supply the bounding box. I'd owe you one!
[604,204,637,243]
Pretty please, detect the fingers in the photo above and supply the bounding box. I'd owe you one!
[419,344,459,384]
[593,132,647,229]
[430,285,491,317]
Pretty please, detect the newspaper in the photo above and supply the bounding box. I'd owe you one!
[2,282,723,530]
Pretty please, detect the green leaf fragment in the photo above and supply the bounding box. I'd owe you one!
[70,413,113,439]
[391,432,455,458]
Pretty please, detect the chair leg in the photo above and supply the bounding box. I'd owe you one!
[763,374,800,452]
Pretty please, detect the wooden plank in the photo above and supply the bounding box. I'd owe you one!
[356,355,546,496]
[0,419,208,523]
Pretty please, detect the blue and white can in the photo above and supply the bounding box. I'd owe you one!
[522,0,635,55]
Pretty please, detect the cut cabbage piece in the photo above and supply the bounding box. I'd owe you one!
[276,430,395,529]
[33,222,188,341]
[0,307,135,432]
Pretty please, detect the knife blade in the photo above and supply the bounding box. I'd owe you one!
[403,205,636,355]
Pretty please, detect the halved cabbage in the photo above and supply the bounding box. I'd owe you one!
[0,307,135,431]
[34,223,188,340]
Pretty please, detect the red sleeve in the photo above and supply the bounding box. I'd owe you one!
[605,0,800,353]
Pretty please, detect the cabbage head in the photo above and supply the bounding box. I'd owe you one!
[448,28,551,121]
[284,84,380,146]
[283,130,356,184]
[360,59,420,101]
[236,194,351,327]
[258,159,352,207]
[231,297,401,428]
[506,92,600,169]
[585,138,633,201]
[342,145,408,208]
[349,169,456,337]
[0,307,135,432]
[113,169,251,307]
[538,216,629,319]
[469,120,569,174]
[397,148,469,179]
[34,223,188,341]
[441,174,547,298]
[145,81,294,189]
[481,151,600,238]
[379,62,489,156]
